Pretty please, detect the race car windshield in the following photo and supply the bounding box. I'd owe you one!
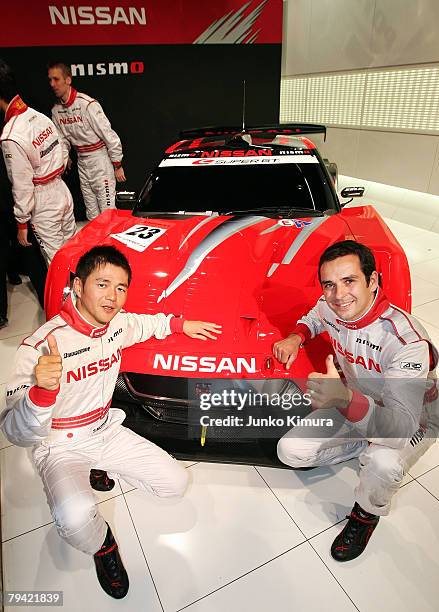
[135,161,337,215]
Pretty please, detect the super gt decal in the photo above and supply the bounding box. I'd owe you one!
[160,154,319,167]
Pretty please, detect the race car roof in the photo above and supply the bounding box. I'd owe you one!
[165,134,317,156]
[179,123,326,140]
[165,123,326,156]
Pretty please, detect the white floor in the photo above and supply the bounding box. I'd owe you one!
[2,218,439,612]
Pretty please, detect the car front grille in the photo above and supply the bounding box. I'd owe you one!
[115,373,191,424]
[114,373,306,435]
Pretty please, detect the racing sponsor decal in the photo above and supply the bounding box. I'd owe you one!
[2,1,281,47]
[166,146,311,157]
[7,384,30,397]
[40,139,59,158]
[400,362,423,371]
[153,353,257,374]
[410,427,426,447]
[32,126,54,149]
[71,61,144,77]
[267,216,328,277]
[277,148,312,154]
[158,216,266,302]
[66,349,122,382]
[30,225,46,252]
[63,347,90,359]
[107,328,123,343]
[48,5,147,26]
[356,337,382,352]
[60,115,82,124]
[279,219,312,228]
[111,224,167,252]
[160,155,319,167]
[323,318,341,333]
[104,178,111,208]
[199,149,273,157]
[260,218,313,235]
[92,413,110,433]
[330,336,382,373]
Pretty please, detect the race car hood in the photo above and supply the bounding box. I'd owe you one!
[46,209,353,377]
[101,211,349,321]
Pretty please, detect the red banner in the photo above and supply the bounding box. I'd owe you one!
[2,0,282,47]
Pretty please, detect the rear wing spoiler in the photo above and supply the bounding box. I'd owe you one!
[179,123,327,141]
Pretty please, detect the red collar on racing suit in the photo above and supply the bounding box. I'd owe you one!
[335,288,390,330]
[59,294,110,338]
[4,95,28,123]
[62,87,77,108]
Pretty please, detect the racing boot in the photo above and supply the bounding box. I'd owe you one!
[93,524,129,599]
[331,502,379,561]
[89,469,115,492]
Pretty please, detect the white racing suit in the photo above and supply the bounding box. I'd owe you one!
[278,288,439,515]
[0,96,76,262]
[0,295,188,555]
[51,88,123,220]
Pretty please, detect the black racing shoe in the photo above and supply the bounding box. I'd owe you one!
[90,469,115,492]
[94,525,129,599]
[331,503,380,562]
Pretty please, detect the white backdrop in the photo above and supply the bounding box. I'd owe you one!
[281,0,439,202]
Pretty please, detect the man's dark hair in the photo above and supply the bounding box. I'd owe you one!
[318,240,376,286]
[47,61,72,78]
[75,246,132,285]
[0,59,18,104]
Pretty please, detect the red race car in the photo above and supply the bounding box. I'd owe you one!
[45,124,410,466]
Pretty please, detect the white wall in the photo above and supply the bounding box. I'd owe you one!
[282,0,439,205]
[283,0,439,76]
[319,127,439,196]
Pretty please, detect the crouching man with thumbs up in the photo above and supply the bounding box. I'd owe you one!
[273,240,438,562]
[1,245,221,599]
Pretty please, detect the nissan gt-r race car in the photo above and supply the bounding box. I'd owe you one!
[45,124,411,467]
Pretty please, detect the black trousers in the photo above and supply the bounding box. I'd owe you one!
[0,213,47,317]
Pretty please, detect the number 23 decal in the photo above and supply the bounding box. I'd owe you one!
[125,226,162,240]
[111,224,167,252]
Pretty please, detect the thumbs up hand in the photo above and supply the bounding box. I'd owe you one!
[306,354,352,410]
[35,334,63,391]
[324,354,339,376]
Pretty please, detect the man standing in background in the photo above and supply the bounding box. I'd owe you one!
[0,60,76,263]
[48,62,126,220]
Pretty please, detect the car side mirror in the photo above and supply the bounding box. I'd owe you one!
[339,186,365,207]
[116,191,138,210]
[340,186,365,199]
